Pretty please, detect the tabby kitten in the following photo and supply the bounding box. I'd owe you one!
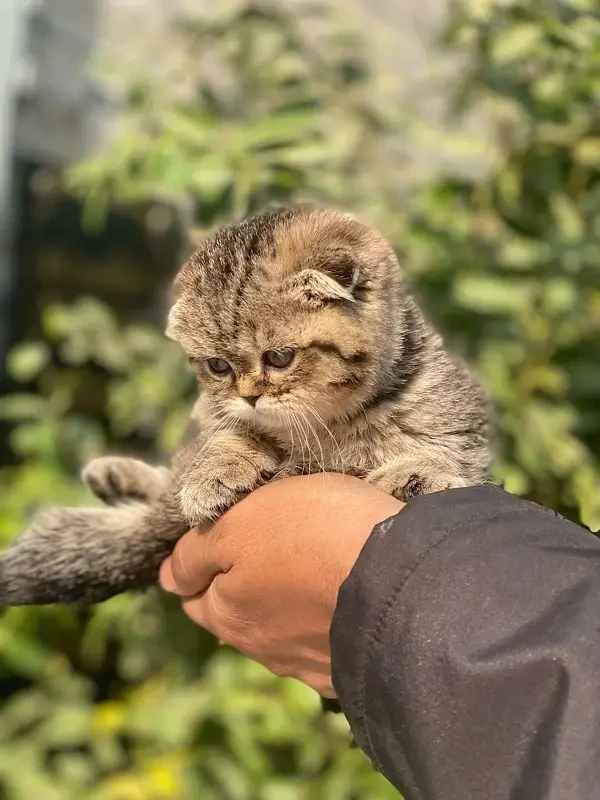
[0,206,490,606]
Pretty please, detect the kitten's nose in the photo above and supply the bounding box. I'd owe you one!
[242,396,259,408]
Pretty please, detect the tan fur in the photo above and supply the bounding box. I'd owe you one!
[0,206,490,605]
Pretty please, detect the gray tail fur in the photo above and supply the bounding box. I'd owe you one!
[0,501,188,606]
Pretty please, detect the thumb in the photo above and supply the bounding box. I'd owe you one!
[159,529,233,597]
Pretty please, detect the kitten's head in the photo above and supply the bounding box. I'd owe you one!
[167,206,407,429]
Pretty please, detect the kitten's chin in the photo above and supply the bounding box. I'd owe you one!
[227,397,287,430]
[251,403,290,431]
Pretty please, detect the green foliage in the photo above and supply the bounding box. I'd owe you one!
[405,0,600,528]
[68,0,402,231]
[1,0,599,797]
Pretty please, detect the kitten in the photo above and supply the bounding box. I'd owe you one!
[0,206,490,606]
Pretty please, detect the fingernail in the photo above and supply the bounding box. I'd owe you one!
[158,558,177,593]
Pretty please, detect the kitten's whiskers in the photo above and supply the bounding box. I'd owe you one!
[301,402,344,471]
[290,410,309,476]
[296,408,325,475]
[275,408,298,478]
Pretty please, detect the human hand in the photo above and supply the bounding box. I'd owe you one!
[159,473,403,697]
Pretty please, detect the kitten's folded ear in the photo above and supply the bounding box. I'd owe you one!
[165,299,183,341]
[283,268,357,307]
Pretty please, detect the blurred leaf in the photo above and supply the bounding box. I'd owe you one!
[491,24,541,63]
[575,138,600,166]
[551,194,585,241]
[6,343,50,382]
[453,275,534,314]
[0,394,46,421]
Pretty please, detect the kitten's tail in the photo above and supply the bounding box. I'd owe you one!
[0,501,188,606]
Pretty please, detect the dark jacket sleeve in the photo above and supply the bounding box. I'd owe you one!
[330,484,600,800]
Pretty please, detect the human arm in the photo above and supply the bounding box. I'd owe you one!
[160,477,600,800]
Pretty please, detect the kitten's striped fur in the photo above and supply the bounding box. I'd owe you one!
[0,206,490,605]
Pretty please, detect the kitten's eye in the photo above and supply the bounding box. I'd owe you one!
[264,349,295,369]
[207,357,233,375]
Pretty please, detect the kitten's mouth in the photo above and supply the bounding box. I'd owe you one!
[253,396,287,419]
[231,395,291,428]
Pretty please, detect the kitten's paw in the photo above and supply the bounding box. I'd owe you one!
[366,464,470,502]
[178,455,275,526]
[398,473,470,501]
[82,457,171,506]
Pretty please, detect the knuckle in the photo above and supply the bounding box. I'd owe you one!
[220,614,261,655]
[170,533,201,593]
[205,587,246,637]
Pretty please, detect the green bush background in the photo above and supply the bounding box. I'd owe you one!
[0,0,598,797]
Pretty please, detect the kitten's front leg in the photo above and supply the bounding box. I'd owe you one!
[366,459,470,502]
[178,430,282,526]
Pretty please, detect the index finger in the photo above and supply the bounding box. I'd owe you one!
[159,528,233,597]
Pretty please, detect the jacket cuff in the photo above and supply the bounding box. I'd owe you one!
[329,483,524,764]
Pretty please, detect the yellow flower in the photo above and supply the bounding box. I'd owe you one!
[145,754,187,798]
[93,701,125,735]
